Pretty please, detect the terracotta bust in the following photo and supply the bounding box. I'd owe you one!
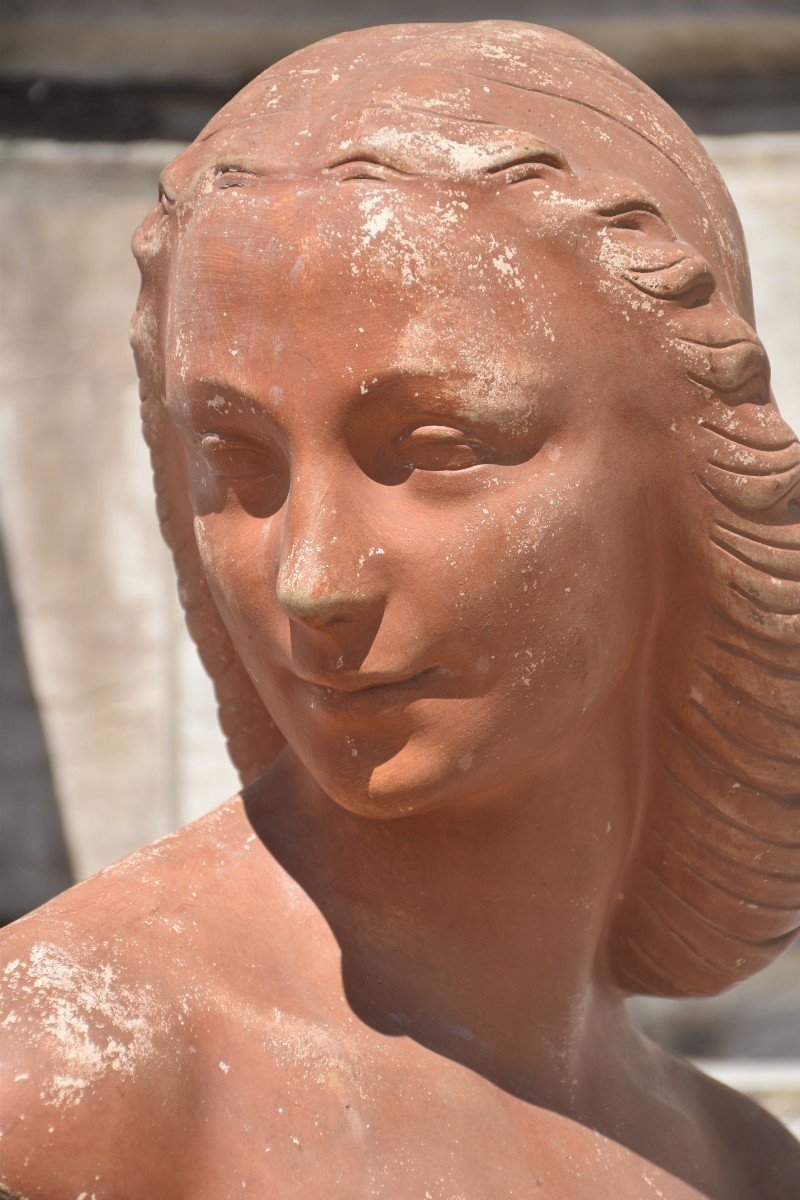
[2,21,799,1200]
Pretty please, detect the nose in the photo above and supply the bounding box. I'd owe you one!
[275,473,384,631]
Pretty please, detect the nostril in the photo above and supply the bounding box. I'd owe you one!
[301,611,352,629]
[276,581,357,628]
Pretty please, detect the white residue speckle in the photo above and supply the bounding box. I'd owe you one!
[4,942,169,1108]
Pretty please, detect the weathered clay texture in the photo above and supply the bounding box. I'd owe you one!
[2,21,799,1200]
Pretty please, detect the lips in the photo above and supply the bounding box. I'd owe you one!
[294,665,440,713]
[300,666,435,693]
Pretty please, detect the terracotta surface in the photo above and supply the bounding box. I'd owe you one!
[2,21,799,1200]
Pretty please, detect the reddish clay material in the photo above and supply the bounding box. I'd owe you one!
[2,21,799,1200]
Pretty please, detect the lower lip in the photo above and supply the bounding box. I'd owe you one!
[298,668,438,716]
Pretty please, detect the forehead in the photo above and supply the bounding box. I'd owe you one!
[168,179,570,383]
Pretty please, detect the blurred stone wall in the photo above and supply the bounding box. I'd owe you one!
[1,2,798,1063]
[0,141,238,921]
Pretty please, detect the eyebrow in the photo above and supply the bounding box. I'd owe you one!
[371,362,533,394]
[177,363,539,419]
[171,377,280,431]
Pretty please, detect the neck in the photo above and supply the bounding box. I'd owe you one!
[247,689,649,1127]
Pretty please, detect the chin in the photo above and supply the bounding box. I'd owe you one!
[306,728,494,820]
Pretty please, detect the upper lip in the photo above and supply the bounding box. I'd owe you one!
[294,666,436,694]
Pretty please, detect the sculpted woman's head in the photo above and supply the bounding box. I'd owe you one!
[131,22,800,1000]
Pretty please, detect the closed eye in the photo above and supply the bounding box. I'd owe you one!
[199,433,279,481]
[394,425,492,472]
[325,155,412,182]
[214,165,258,190]
[595,198,666,233]
[487,151,566,186]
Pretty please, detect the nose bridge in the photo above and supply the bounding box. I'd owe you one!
[275,461,376,625]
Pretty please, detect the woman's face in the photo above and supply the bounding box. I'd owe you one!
[166,179,652,815]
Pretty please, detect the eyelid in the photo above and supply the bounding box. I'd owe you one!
[595,199,666,231]
[325,156,412,182]
[198,431,278,479]
[200,431,262,449]
[607,214,660,232]
[214,165,257,189]
[400,424,470,436]
[596,197,662,219]
[487,155,565,187]
[395,424,486,446]
[393,424,492,472]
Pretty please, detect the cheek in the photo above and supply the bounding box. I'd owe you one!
[486,476,646,707]
[192,511,276,640]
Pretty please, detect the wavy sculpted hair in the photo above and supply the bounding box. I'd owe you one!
[131,22,800,999]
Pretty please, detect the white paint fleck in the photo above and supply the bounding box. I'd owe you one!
[4,942,168,1108]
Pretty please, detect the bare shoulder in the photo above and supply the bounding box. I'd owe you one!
[0,795,258,1009]
[0,796,274,1199]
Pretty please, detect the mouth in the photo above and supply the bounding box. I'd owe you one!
[294,665,442,712]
